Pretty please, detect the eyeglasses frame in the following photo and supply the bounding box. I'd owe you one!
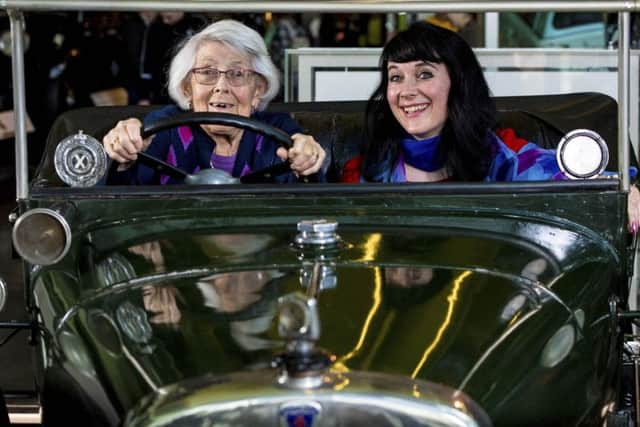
[190,67,258,87]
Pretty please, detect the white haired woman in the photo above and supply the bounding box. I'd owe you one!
[103,19,325,184]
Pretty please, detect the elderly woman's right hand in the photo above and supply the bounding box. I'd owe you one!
[103,118,153,164]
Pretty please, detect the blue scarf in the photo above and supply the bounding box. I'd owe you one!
[400,135,444,172]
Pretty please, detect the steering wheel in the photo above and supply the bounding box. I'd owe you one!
[133,111,295,185]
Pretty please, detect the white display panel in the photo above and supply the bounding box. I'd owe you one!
[286,48,639,149]
[315,71,380,101]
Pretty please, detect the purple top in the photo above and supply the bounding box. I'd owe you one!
[210,152,237,174]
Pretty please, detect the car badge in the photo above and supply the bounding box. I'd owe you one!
[54,130,108,187]
[556,128,608,179]
[279,401,321,427]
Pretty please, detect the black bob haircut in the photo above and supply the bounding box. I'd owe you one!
[363,22,496,182]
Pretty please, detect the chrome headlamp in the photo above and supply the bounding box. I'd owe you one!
[12,205,74,265]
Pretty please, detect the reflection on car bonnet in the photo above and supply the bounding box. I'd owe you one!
[230,317,281,350]
[196,272,284,351]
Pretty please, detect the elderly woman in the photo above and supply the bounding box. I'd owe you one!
[104,19,325,184]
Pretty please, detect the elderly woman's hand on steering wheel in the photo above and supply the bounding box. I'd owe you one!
[103,118,153,165]
[276,133,326,176]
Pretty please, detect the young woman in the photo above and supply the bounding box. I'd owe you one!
[343,21,563,184]
[342,21,640,232]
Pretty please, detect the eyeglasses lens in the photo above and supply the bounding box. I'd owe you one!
[194,69,252,86]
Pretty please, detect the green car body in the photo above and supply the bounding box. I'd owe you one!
[21,179,628,426]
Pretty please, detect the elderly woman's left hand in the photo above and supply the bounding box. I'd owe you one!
[276,133,326,176]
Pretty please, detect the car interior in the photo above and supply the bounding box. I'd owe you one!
[32,91,619,188]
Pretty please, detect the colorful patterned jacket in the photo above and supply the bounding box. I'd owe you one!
[341,128,567,183]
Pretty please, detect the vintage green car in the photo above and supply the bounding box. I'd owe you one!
[1,1,640,426]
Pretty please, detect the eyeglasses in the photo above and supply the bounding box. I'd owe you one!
[191,67,257,86]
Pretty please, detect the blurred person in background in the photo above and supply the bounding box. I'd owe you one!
[425,13,474,33]
[426,12,481,46]
[64,12,128,106]
[319,13,364,47]
[264,13,310,96]
[120,11,172,105]
[160,11,207,41]
[156,11,208,103]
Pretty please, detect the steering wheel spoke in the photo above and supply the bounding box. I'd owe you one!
[126,111,295,185]
[240,161,292,183]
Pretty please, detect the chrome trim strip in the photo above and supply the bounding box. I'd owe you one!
[129,389,488,427]
[619,12,631,191]
[0,0,638,12]
[8,10,27,200]
[0,277,6,312]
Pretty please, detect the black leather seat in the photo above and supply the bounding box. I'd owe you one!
[34,92,619,187]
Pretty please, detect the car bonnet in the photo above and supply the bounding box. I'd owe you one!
[32,216,618,424]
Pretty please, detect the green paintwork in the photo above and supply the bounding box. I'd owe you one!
[23,184,628,426]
